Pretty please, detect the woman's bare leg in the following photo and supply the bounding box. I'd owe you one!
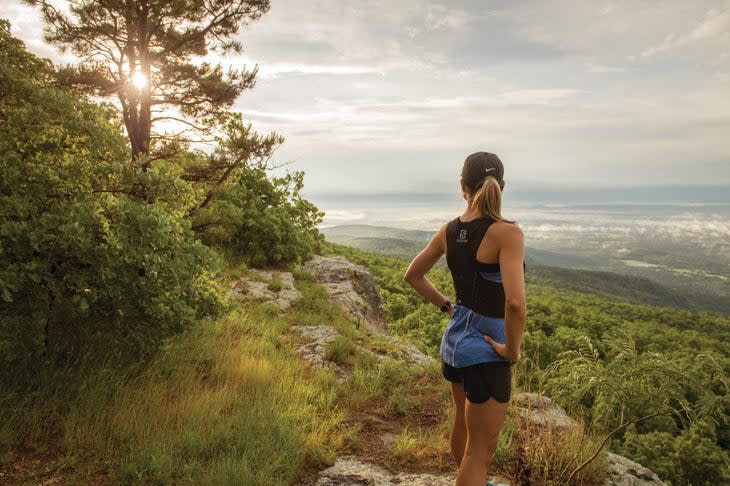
[455,397,508,486]
[450,382,467,465]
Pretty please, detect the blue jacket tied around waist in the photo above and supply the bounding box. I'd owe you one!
[440,300,510,367]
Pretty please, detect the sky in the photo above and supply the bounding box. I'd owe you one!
[2,0,730,197]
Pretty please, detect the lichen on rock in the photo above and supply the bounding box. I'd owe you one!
[228,269,302,310]
[603,452,667,486]
[513,392,580,431]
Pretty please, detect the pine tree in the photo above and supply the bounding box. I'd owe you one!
[25,0,271,169]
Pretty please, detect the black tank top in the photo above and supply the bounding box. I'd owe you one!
[446,216,505,318]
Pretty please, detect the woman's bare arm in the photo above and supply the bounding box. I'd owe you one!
[484,223,526,362]
[404,224,453,314]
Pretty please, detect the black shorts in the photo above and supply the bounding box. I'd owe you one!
[442,361,512,404]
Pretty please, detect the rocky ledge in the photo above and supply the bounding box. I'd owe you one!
[310,456,457,486]
[303,255,387,331]
[513,393,580,431]
[603,453,666,486]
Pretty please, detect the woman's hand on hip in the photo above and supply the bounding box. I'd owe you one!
[483,335,520,364]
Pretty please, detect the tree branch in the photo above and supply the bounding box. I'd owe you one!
[566,410,674,484]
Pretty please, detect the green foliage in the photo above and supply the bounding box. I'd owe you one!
[0,18,53,83]
[195,166,324,267]
[544,338,690,431]
[0,23,225,374]
[618,430,678,482]
[389,304,446,356]
[618,425,730,486]
[527,264,730,315]
[541,337,728,484]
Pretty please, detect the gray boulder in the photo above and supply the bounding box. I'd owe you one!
[303,256,387,331]
[310,456,511,486]
[312,456,456,486]
[513,393,580,431]
[290,325,340,369]
[603,452,666,486]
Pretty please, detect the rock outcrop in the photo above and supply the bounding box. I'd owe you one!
[290,326,340,368]
[311,456,457,486]
[229,269,302,310]
[309,456,513,486]
[603,453,666,486]
[289,325,350,379]
[371,334,436,368]
[289,324,435,378]
[304,255,387,330]
[513,392,580,431]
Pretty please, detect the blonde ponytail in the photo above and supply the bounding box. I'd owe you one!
[470,176,514,223]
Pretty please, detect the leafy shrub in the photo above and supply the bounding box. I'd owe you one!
[194,166,324,267]
[0,23,225,374]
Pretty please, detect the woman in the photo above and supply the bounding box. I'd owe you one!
[404,152,526,486]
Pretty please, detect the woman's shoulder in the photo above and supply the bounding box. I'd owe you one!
[487,220,523,244]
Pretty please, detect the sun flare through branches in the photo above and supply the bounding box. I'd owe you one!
[130,71,147,89]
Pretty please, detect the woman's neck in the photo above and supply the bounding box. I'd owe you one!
[460,202,482,222]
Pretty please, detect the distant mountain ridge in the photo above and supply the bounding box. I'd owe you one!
[322,224,730,315]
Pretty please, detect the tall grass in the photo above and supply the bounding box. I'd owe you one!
[506,409,607,486]
[286,279,356,338]
[2,305,345,485]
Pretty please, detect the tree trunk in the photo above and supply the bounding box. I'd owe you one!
[138,2,152,170]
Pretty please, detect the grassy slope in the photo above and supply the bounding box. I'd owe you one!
[0,257,610,486]
[0,289,344,485]
[0,264,458,485]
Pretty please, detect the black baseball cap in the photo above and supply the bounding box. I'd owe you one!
[461,151,504,191]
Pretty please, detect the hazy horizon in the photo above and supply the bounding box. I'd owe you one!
[307,184,730,205]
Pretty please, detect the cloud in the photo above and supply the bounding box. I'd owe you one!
[257,63,385,78]
[588,64,626,73]
[639,3,730,58]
